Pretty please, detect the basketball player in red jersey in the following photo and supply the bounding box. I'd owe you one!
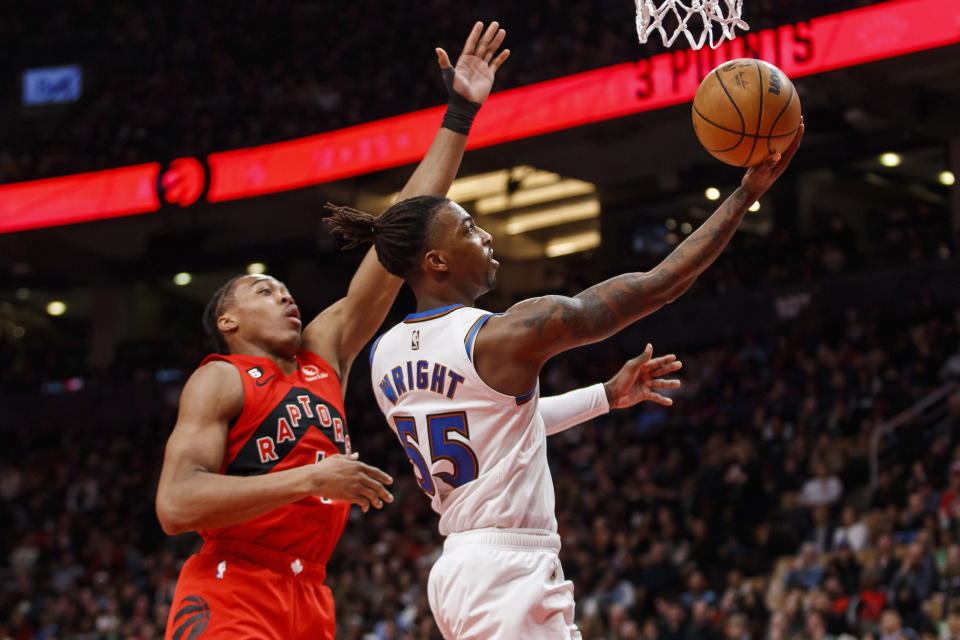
[155,22,510,640]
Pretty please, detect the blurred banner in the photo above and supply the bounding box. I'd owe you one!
[22,64,83,105]
[1,0,957,233]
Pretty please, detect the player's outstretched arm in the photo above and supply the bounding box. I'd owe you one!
[539,344,682,435]
[475,125,803,396]
[304,21,510,382]
[155,362,393,535]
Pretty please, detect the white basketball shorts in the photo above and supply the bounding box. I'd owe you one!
[427,528,582,640]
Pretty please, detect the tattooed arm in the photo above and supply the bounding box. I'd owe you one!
[473,125,803,396]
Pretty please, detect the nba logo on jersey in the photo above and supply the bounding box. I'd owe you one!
[246,367,263,379]
[411,330,420,350]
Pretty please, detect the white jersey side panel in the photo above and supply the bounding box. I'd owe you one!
[370,305,557,536]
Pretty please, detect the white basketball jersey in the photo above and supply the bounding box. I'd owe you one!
[370,304,557,536]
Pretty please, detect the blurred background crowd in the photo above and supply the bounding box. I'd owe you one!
[2,234,959,638]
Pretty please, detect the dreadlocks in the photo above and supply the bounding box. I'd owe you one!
[202,274,246,354]
[324,195,450,279]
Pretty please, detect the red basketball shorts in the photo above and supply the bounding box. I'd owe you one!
[164,539,335,640]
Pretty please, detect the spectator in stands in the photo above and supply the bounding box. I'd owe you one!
[681,570,717,608]
[809,504,838,554]
[879,609,919,640]
[939,545,960,598]
[875,534,905,586]
[806,610,832,640]
[802,459,844,507]
[943,603,960,640]
[874,470,909,511]
[891,543,939,602]
[718,569,750,612]
[835,506,870,552]
[767,611,789,640]
[857,569,889,628]
[828,542,863,595]
[640,542,681,595]
[939,463,960,523]
[655,597,688,640]
[786,543,826,590]
[824,576,853,627]
[686,600,723,640]
[724,612,751,640]
[900,493,933,541]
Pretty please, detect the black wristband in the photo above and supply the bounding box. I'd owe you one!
[441,67,481,135]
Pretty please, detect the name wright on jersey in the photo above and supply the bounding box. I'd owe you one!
[376,359,466,405]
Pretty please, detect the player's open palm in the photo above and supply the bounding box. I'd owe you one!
[741,121,804,200]
[309,453,394,513]
[436,21,510,105]
[603,344,683,409]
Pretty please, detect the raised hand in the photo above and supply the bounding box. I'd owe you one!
[436,21,510,105]
[741,120,804,201]
[602,344,683,409]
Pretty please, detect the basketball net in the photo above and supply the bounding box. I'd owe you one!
[635,0,749,50]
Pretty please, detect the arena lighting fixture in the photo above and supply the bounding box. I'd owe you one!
[173,272,192,286]
[879,153,901,167]
[705,187,721,201]
[445,169,509,203]
[545,230,602,257]
[940,171,956,186]
[665,219,677,230]
[434,167,597,216]
[246,262,267,275]
[46,301,67,316]
[680,222,693,234]
[15,288,29,300]
[475,179,596,215]
[749,201,761,212]
[504,200,601,235]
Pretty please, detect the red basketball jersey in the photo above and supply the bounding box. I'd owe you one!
[197,350,352,565]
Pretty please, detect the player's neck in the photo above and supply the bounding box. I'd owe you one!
[413,289,476,314]
[226,339,299,375]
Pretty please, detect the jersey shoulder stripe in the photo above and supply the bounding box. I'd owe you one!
[369,332,387,366]
[463,313,494,361]
[403,304,465,323]
[515,385,537,405]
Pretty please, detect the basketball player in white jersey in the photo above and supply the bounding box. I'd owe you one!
[327,124,803,639]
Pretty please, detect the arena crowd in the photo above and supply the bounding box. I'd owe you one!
[1,265,958,638]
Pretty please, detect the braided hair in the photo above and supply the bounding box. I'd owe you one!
[202,274,247,354]
[324,195,450,278]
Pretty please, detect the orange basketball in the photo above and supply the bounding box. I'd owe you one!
[692,58,802,167]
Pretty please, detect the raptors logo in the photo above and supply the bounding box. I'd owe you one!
[172,595,210,640]
[159,157,205,207]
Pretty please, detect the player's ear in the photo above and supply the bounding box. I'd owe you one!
[424,249,449,274]
[217,310,239,335]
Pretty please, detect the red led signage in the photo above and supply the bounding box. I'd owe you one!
[1,0,957,232]
[0,163,159,233]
